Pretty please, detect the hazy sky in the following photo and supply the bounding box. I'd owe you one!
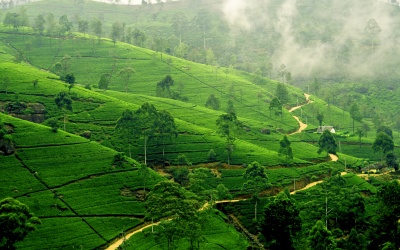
[221,0,399,79]
[92,0,170,5]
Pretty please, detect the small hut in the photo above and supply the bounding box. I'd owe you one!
[316,126,335,133]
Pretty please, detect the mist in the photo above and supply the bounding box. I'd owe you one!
[222,0,400,81]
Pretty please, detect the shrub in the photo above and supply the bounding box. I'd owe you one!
[176,154,191,166]
[44,118,59,132]
[81,130,91,139]
[113,152,127,167]
[207,149,217,162]
[171,167,189,186]
[311,175,319,182]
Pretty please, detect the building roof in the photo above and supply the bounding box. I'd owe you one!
[316,126,335,133]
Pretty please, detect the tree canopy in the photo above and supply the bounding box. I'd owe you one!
[261,191,302,250]
[0,197,41,250]
[317,130,337,156]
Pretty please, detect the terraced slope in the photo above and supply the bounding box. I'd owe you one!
[0,28,331,166]
[0,113,165,249]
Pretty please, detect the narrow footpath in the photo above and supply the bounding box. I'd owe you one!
[106,93,338,250]
[289,93,313,135]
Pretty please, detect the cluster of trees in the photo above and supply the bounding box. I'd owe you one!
[0,119,15,155]
[115,102,177,165]
[155,75,187,101]
[145,179,232,250]
[0,197,41,250]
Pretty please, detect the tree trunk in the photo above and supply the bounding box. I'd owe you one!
[144,133,147,165]
[255,199,257,221]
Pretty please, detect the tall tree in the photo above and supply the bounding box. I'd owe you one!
[261,191,302,250]
[135,103,158,165]
[362,122,370,138]
[18,6,29,30]
[365,18,381,49]
[45,13,57,37]
[278,135,293,166]
[373,132,394,161]
[90,18,103,41]
[171,11,188,45]
[205,93,220,110]
[308,220,336,250]
[377,125,393,139]
[54,91,73,131]
[377,181,400,249]
[58,15,72,35]
[115,109,136,158]
[275,83,289,106]
[156,75,174,97]
[111,21,122,44]
[317,130,338,156]
[78,20,88,37]
[33,14,45,35]
[385,152,398,171]
[216,112,243,167]
[269,97,282,116]
[356,128,364,148]
[0,197,41,250]
[242,161,269,220]
[192,9,211,50]
[146,181,200,249]
[54,55,71,79]
[150,110,177,165]
[64,73,75,94]
[316,111,324,127]
[98,73,111,90]
[119,67,135,92]
[349,103,362,134]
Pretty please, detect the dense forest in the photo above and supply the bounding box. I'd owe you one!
[1,0,400,249]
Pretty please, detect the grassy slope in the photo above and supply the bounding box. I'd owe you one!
[0,19,380,250]
[0,113,165,249]
[0,27,331,167]
[124,210,249,250]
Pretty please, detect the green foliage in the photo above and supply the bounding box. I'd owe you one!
[216,112,243,166]
[205,93,220,110]
[43,117,59,132]
[113,152,127,167]
[261,192,302,250]
[377,125,393,138]
[278,135,293,166]
[0,197,41,250]
[98,73,110,90]
[207,149,217,162]
[176,154,191,166]
[275,82,289,105]
[242,161,269,220]
[308,220,336,250]
[317,130,338,155]
[170,167,189,186]
[372,132,394,159]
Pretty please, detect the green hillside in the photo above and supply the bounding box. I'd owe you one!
[0,25,332,168]
[0,113,166,249]
[2,2,400,248]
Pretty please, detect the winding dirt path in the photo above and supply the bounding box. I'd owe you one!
[289,93,313,135]
[329,154,338,161]
[106,93,337,249]
[290,180,323,194]
[106,222,159,250]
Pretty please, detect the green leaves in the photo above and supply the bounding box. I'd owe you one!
[317,130,337,155]
[0,197,41,249]
[54,91,73,112]
[372,132,394,157]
